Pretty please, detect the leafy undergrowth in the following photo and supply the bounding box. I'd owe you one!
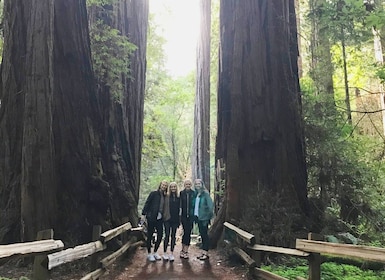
[263,262,385,280]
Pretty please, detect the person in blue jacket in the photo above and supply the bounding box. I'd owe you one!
[141,180,168,262]
[193,178,214,261]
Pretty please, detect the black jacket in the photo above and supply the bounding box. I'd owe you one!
[169,194,180,224]
[142,190,163,222]
[180,189,196,219]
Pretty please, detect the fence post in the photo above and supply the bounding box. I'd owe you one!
[250,231,261,268]
[91,225,102,270]
[308,232,322,280]
[33,229,53,280]
[121,217,129,244]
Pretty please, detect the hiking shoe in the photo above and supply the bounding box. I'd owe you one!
[153,252,162,260]
[162,253,169,261]
[147,253,155,262]
[169,253,175,261]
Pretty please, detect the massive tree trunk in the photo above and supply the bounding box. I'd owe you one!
[192,0,211,191]
[0,0,148,244]
[97,0,148,226]
[117,0,148,224]
[213,0,309,246]
[52,0,107,243]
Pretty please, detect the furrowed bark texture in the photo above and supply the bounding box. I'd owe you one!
[0,0,149,243]
[91,0,149,227]
[215,0,309,239]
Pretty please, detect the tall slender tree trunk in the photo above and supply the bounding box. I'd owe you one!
[309,0,335,98]
[213,0,309,245]
[341,35,352,125]
[192,0,211,191]
[372,27,385,135]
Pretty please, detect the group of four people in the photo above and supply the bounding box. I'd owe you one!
[141,178,214,262]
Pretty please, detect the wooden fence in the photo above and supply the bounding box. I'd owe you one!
[0,221,145,280]
[224,221,385,280]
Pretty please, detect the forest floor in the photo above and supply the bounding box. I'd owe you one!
[0,232,252,280]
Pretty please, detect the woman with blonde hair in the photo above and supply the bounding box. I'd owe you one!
[141,180,168,262]
[162,181,180,261]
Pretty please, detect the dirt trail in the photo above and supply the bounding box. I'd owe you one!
[100,238,250,280]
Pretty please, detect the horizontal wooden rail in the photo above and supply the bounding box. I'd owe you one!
[80,268,105,280]
[224,222,255,245]
[233,247,256,268]
[48,240,106,269]
[254,267,289,280]
[100,240,142,268]
[248,244,309,257]
[296,239,385,263]
[100,222,132,243]
[0,239,64,259]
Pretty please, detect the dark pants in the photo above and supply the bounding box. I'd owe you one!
[147,219,163,253]
[181,217,194,246]
[197,219,209,251]
[163,221,178,252]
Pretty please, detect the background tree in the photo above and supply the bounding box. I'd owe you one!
[192,0,211,190]
[213,0,309,246]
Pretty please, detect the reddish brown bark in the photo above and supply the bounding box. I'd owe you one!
[214,0,309,244]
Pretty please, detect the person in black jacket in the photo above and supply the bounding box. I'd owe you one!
[179,179,195,259]
[141,180,168,262]
[162,181,180,261]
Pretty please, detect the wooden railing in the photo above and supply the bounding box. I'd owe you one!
[0,221,145,280]
[224,221,385,280]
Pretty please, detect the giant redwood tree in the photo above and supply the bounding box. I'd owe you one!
[213,0,309,245]
[0,0,148,244]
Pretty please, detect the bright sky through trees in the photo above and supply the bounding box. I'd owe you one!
[149,0,199,77]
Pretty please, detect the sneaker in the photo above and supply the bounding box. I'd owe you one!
[183,251,189,259]
[169,253,175,262]
[198,253,209,260]
[180,250,185,258]
[147,253,155,262]
[197,253,204,259]
[153,252,162,260]
[163,253,169,261]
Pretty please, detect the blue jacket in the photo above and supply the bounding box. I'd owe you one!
[195,190,214,221]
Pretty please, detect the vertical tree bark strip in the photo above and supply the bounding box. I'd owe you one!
[21,0,56,241]
[192,0,211,191]
[0,0,30,242]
